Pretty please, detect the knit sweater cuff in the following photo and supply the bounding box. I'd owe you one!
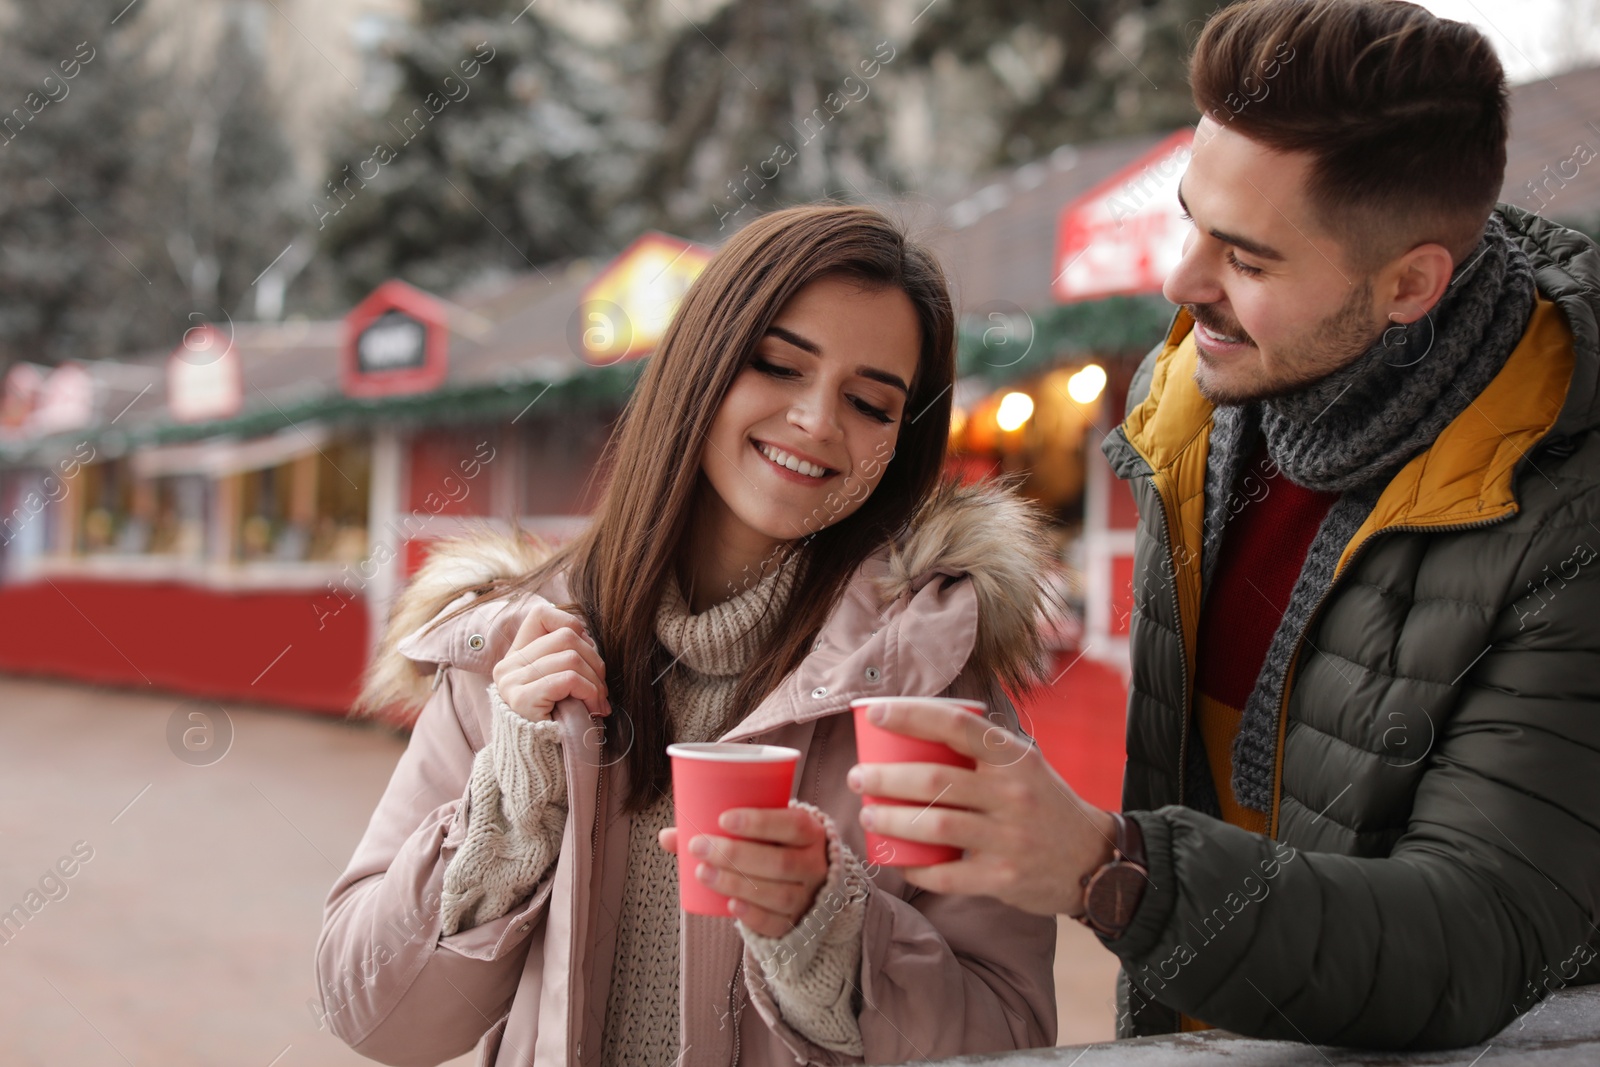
[438,683,568,935]
[738,801,868,1056]
[485,682,568,817]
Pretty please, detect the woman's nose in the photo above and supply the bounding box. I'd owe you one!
[788,389,843,442]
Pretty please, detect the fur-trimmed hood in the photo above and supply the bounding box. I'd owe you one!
[356,478,1060,725]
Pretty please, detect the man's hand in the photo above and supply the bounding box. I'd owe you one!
[658,807,829,937]
[846,700,1117,916]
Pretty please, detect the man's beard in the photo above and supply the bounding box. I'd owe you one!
[1189,279,1378,406]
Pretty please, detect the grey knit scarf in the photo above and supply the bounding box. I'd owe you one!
[1187,214,1537,815]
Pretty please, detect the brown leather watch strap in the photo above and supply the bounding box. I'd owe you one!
[1074,812,1149,939]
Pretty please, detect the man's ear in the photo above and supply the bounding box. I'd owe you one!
[1379,243,1455,325]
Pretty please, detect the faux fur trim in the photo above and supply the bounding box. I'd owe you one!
[876,477,1058,692]
[355,480,1058,722]
[353,524,555,722]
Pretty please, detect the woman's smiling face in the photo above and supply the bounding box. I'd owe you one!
[697,273,923,555]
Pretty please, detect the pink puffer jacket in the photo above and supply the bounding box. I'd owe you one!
[315,481,1061,1066]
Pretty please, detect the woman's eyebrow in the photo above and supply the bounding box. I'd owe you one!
[765,324,909,394]
[765,325,821,354]
[857,367,909,394]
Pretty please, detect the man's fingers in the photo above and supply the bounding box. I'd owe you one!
[899,856,999,898]
[859,801,988,851]
[870,700,1030,767]
[862,701,1011,763]
[848,762,983,809]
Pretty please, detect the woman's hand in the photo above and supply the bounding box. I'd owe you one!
[492,598,610,723]
[657,808,829,937]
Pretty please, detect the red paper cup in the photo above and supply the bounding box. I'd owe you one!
[668,742,801,916]
[851,697,985,867]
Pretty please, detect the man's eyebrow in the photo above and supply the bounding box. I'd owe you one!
[1177,181,1287,262]
[764,325,909,394]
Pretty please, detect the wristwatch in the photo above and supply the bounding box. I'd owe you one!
[1074,812,1148,940]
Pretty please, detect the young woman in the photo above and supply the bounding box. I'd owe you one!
[317,204,1059,1067]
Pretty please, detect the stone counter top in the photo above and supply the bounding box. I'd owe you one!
[934,985,1598,1066]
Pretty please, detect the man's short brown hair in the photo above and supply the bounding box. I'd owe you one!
[1190,0,1509,268]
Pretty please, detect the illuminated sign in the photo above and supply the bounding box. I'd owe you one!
[1053,129,1194,303]
[577,232,714,364]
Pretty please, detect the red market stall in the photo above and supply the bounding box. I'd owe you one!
[0,235,712,714]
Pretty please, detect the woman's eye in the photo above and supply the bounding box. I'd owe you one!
[1226,251,1264,277]
[752,357,800,378]
[850,397,894,424]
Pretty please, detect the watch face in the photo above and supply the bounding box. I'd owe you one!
[1088,863,1147,931]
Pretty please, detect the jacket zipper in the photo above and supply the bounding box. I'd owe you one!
[1149,473,1193,804]
[1265,510,1517,837]
[727,956,744,1067]
[578,728,605,1063]
[590,735,604,863]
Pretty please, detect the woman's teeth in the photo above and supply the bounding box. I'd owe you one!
[757,442,829,479]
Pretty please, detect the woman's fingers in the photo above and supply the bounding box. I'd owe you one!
[495,627,611,721]
[492,601,610,722]
[688,832,824,885]
[498,645,607,697]
[693,859,815,921]
[496,624,605,686]
[507,597,588,652]
[716,806,824,848]
[498,662,608,721]
[663,827,811,932]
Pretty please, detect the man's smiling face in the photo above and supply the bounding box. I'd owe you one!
[1163,115,1386,405]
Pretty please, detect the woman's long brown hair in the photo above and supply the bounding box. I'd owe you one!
[444,204,955,811]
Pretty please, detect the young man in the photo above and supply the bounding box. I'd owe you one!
[847,0,1600,1049]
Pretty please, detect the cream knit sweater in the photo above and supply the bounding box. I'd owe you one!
[437,561,869,1064]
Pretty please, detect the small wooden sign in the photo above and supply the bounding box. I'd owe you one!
[342,280,449,397]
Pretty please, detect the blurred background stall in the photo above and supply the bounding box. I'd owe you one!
[1,0,1598,1063]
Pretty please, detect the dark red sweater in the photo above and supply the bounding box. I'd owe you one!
[1193,441,1340,830]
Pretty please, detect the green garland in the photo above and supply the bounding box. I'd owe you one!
[1,362,644,464]
[957,294,1176,387]
[7,294,1179,464]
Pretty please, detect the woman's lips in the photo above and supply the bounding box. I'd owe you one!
[751,438,834,485]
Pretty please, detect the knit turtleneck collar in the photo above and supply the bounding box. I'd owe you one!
[654,552,800,678]
[1244,214,1538,493]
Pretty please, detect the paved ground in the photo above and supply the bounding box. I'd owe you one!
[0,675,1116,1066]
